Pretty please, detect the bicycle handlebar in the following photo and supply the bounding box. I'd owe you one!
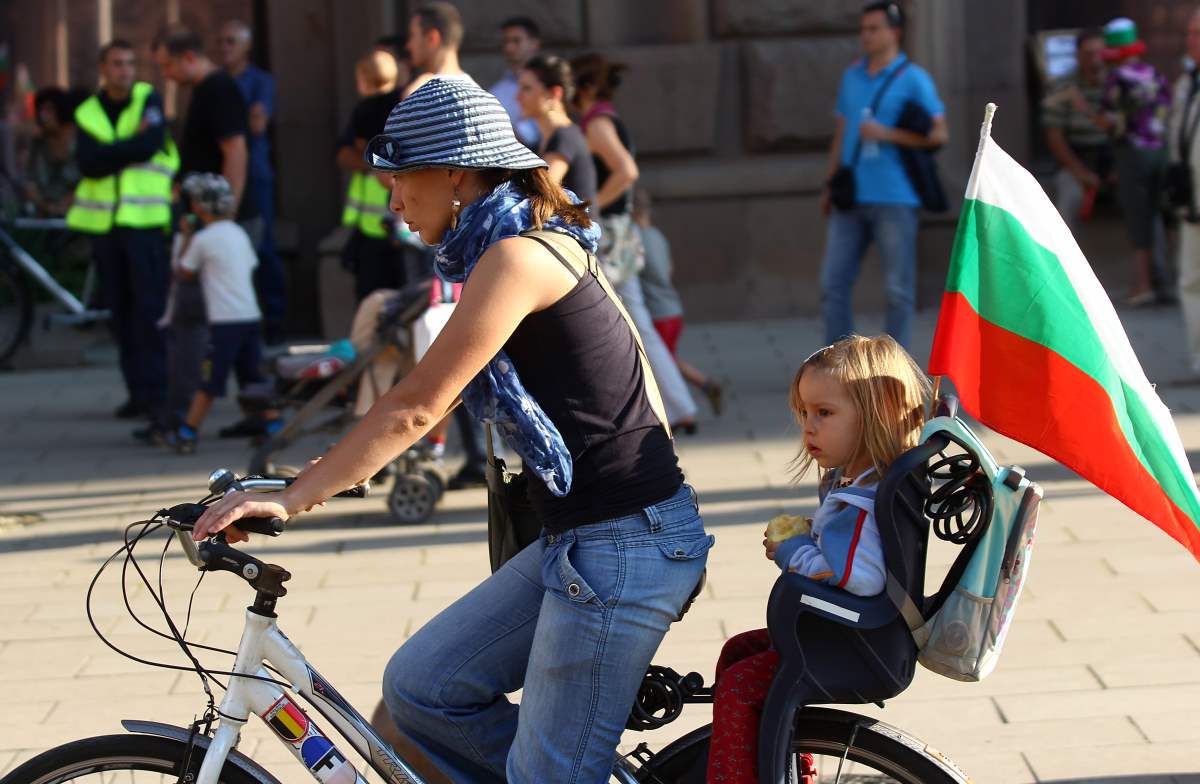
[163,471,369,573]
[207,468,369,499]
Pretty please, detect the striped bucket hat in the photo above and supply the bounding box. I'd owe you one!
[364,76,547,173]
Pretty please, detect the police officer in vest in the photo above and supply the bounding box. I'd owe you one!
[337,49,408,302]
[69,40,178,420]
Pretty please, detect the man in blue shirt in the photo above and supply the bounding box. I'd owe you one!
[489,16,541,148]
[819,1,947,348]
[219,19,286,341]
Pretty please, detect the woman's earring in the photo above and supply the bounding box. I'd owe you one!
[450,198,462,230]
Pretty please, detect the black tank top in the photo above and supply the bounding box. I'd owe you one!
[590,114,634,217]
[502,235,683,532]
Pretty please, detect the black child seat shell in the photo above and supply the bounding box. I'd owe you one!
[757,396,977,782]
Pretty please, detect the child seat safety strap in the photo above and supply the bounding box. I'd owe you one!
[886,573,930,647]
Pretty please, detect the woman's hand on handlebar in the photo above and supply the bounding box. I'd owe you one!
[192,490,291,543]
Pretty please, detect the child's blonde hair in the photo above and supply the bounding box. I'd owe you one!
[789,334,931,481]
[356,50,399,94]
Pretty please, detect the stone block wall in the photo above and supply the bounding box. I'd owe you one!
[451,0,1001,321]
[6,0,1034,329]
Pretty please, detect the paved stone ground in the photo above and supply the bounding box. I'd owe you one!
[2,304,1200,783]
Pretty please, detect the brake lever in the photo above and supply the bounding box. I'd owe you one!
[173,525,205,567]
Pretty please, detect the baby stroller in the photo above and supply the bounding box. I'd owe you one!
[241,279,455,524]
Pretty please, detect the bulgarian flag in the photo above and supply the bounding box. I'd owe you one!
[929,103,1200,560]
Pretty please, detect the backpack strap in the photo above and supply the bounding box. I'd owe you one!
[923,526,985,619]
[521,228,673,438]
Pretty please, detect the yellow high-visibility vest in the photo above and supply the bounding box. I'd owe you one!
[67,82,179,234]
[341,171,391,239]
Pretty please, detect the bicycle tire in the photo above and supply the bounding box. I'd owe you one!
[635,708,969,784]
[0,734,270,784]
[0,259,32,367]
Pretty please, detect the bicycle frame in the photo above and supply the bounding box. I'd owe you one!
[168,480,646,784]
[168,516,426,784]
[0,218,109,325]
[184,605,646,784]
[194,607,426,784]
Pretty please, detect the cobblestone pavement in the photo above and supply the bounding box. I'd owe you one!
[2,306,1199,783]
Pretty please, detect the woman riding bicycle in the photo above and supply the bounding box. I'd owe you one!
[193,77,713,783]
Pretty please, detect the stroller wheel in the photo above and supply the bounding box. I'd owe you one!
[388,474,437,525]
[421,468,447,501]
[265,463,301,479]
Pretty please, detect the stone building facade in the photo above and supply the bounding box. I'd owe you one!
[4,1,1192,329]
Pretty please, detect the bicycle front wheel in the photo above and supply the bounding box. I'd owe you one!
[0,260,32,366]
[0,734,271,784]
[635,708,969,783]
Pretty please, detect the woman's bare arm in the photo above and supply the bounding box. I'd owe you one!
[586,116,638,210]
[192,237,578,538]
[544,153,569,186]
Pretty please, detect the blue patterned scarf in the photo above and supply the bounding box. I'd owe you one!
[435,180,601,496]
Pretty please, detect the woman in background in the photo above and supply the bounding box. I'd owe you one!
[572,53,699,432]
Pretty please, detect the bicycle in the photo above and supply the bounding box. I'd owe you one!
[2,419,980,784]
[0,213,108,365]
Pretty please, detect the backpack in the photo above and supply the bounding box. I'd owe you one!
[892,412,1042,682]
[895,100,949,213]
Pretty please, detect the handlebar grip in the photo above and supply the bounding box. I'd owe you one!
[233,516,286,536]
[334,482,370,499]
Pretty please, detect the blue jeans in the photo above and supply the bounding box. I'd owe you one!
[383,484,713,783]
[92,228,170,405]
[819,204,920,348]
[247,176,287,324]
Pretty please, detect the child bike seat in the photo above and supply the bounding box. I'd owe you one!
[757,414,956,782]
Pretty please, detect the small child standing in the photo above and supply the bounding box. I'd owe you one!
[171,173,276,454]
[632,188,723,417]
[705,335,930,784]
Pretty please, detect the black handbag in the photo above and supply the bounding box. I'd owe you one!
[828,60,908,211]
[485,426,542,573]
[828,167,857,212]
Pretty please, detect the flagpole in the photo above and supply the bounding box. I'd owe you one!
[980,102,997,148]
[931,102,998,418]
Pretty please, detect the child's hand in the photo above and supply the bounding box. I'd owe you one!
[763,529,779,561]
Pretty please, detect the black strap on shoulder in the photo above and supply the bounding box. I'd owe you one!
[521,229,599,281]
[847,57,909,167]
[519,229,671,436]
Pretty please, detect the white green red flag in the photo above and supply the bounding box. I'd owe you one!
[928,104,1200,560]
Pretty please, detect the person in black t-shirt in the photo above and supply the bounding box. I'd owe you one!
[153,27,254,222]
[516,54,596,204]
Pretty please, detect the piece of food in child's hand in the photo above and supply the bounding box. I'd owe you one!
[766,514,812,542]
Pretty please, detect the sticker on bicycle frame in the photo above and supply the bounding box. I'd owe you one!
[309,667,354,712]
[302,735,335,767]
[301,736,365,784]
[312,746,364,784]
[262,696,310,743]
